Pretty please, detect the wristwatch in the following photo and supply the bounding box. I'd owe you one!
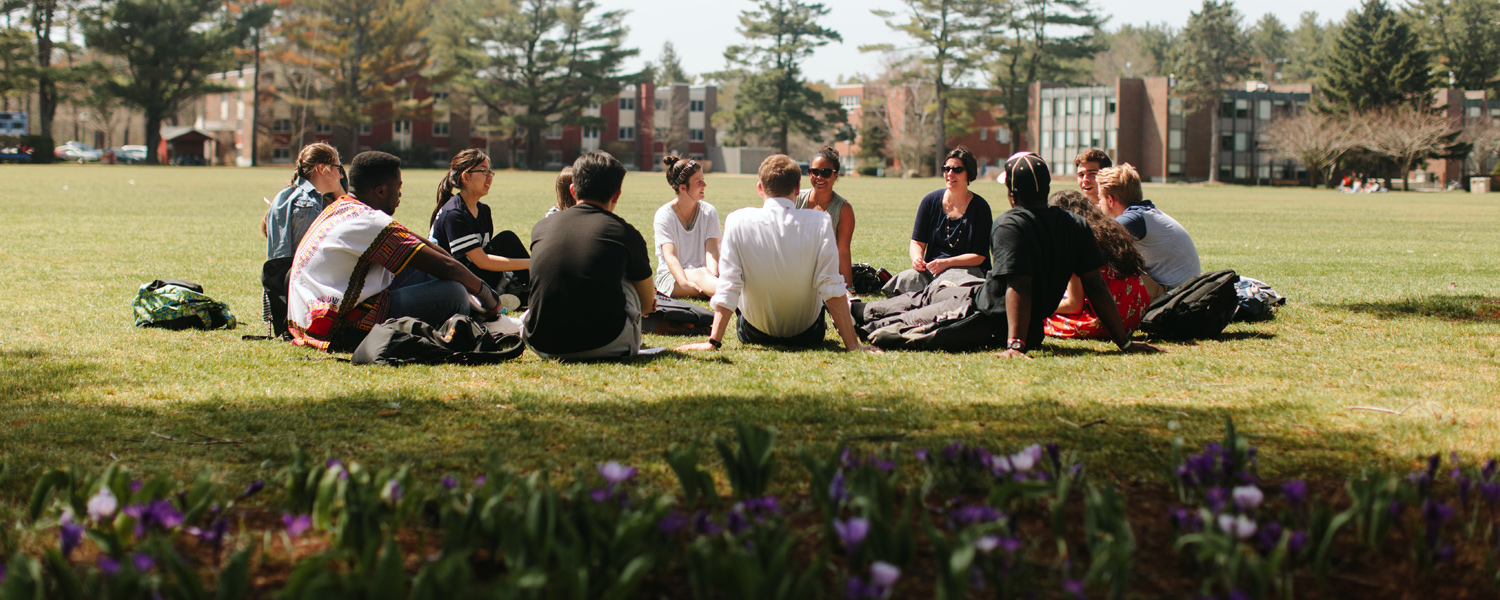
[1120,340,1135,352]
[708,338,722,349]
[1006,338,1026,353]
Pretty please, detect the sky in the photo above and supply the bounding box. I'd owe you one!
[602,0,1363,86]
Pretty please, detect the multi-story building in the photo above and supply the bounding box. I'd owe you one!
[832,83,1018,177]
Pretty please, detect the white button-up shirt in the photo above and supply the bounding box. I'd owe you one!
[711,197,848,338]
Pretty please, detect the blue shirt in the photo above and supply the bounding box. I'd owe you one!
[1115,200,1201,288]
[265,179,332,260]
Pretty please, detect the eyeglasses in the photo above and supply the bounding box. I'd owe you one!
[809,167,836,178]
[942,166,966,174]
[467,168,494,178]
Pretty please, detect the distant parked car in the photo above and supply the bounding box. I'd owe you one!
[54,141,103,162]
[112,145,147,164]
[0,145,31,163]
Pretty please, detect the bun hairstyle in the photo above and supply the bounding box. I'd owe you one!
[810,146,839,170]
[292,142,340,185]
[1049,189,1142,278]
[431,148,490,225]
[663,154,701,192]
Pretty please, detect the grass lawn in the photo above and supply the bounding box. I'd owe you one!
[2,164,1498,509]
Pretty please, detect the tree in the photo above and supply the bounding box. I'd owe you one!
[1247,13,1288,81]
[0,8,33,110]
[984,0,1108,155]
[1281,12,1328,82]
[864,0,988,174]
[83,0,267,164]
[719,0,844,154]
[8,0,89,161]
[1263,111,1357,187]
[1456,117,1500,184]
[855,100,892,168]
[279,0,433,159]
[1357,103,1457,192]
[1405,0,1500,93]
[1319,0,1430,112]
[1090,23,1175,82]
[654,41,690,87]
[435,0,639,170]
[1172,0,1249,182]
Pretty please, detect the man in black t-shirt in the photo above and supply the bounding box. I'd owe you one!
[855,152,1160,357]
[524,152,656,359]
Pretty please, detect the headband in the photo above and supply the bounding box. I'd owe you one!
[672,160,699,188]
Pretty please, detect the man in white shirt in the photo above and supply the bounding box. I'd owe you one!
[676,154,876,353]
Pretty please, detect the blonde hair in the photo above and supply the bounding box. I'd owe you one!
[292,142,339,185]
[757,154,801,198]
[1096,163,1143,206]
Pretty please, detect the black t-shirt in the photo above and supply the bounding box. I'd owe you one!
[525,203,652,354]
[431,194,492,275]
[910,189,993,271]
[974,205,1105,348]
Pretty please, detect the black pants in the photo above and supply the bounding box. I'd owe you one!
[736,308,827,348]
[261,257,295,338]
[473,231,530,295]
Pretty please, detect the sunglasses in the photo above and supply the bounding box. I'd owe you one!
[467,168,494,178]
[809,167,836,178]
[942,166,966,174]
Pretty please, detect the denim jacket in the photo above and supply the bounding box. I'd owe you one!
[265,178,332,260]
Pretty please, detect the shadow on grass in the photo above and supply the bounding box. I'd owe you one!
[1338,294,1500,322]
[0,347,99,403]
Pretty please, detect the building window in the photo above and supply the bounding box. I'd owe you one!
[997,129,1011,144]
[1107,99,1117,114]
[1220,99,1235,118]
[979,128,987,141]
[1092,97,1104,115]
[583,126,599,139]
[689,128,704,141]
[547,149,563,165]
[1258,164,1271,179]
[271,119,291,132]
[1169,98,1183,116]
[272,147,291,160]
[1258,100,1272,121]
[654,127,667,140]
[655,99,667,111]
[431,92,449,103]
[1105,130,1116,150]
[361,123,372,135]
[1079,97,1091,115]
[1220,133,1234,151]
[1234,132,1248,152]
[619,98,636,111]
[1220,165,1233,179]
[619,127,634,140]
[1234,164,1249,179]
[1054,131,1065,148]
[395,121,411,134]
[690,99,705,112]
[1169,129,1183,150]
[546,122,563,139]
[1040,129,1050,148]
[1490,107,1500,119]
[314,123,332,134]
[1064,130,1076,147]
[433,121,450,136]
[1236,99,1250,118]
[431,150,447,164]
[1089,130,1101,148]
[1169,162,1184,176]
[1064,97,1076,115]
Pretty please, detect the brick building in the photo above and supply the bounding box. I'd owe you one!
[832,83,1019,177]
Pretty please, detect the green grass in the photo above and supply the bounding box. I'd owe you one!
[2,164,1499,505]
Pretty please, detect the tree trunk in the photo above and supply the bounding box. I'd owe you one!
[1207,108,1220,183]
[778,122,788,155]
[33,3,55,164]
[350,120,360,160]
[526,123,542,170]
[145,114,162,165]
[251,30,261,167]
[934,79,947,175]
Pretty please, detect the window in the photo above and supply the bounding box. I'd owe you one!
[1107,99,1117,114]
[431,150,447,164]
[547,149,562,165]
[838,95,859,108]
[1168,130,1183,150]
[394,121,411,134]
[690,99,705,112]
[582,126,599,139]
[1079,97,1092,115]
[1220,165,1233,179]
[1258,100,1272,121]
[1064,130,1076,147]
[1234,164,1248,179]
[433,121,450,136]
[431,92,449,103]
[619,98,636,110]
[654,127,667,140]
[1490,107,1500,118]
[1105,130,1116,150]
[997,129,1011,144]
[1234,132,1248,152]
[655,99,667,111]
[314,123,332,134]
[1235,99,1250,118]
[1169,162,1183,176]
[1220,133,1234,151]
[1220,99,1234,118]
[1169,98,1183,116]
[619,126,634,140]
[690,128,704,141]
[1258,165,1271,179]
[1090,130,1101,148]
[1468,106,1482,118]
[546,122,562,139]
[1092,97,1104,115]
[1054,131,1065,148]
[271,119,291,132]
[272,147,291,160]
[1041,99,1052,118]
[1040,129,1051,148]
[1064,97,1076,115]
[360,123,372,135]
[979,128,987,141]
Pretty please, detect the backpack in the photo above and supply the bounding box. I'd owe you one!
[133,279,238,330]
[1139,269,1240,340]
[352,314,526,366]
[1232,276,1286,322]
[641,293,715,335]
[851,263,884,295]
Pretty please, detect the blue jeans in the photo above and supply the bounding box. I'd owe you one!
[387,269,471,327]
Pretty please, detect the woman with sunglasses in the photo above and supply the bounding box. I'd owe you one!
[429,148,531,304]
[882,146,992,295]
[653,155,721,298]
[795,146,857,290]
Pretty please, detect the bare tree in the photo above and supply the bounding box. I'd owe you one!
[1456,117,1500,184]
[1357,104,1456,192]
[1263,111,1357,187]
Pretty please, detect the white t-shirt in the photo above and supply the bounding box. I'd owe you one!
[652,199,721,293]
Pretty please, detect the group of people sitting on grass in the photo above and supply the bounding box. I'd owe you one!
[259,141,1204,360]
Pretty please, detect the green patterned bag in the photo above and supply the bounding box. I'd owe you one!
[132,279,238,330]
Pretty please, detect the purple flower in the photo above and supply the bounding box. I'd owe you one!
[441,476,458,490]
[88,488,119,522]
[1389,500,1404,520]
[743,496,782,518]
[0,561,5,582]
[1229,591,1251,600]
[1231,485,1263,511]
[1011,445,1042,472]
[1046,443,1062,470]
[871,457,895,472]
[1169,508,1202,531]
[131,553,154,573]
[1288,530,1309,554]
[589,488,611,503]
[943,442,964,463]
[870,561,901,587]
[189,518,228,553]
[726,509,749,536]
[1422,500,1455,530]
[598,461,637,486]
[828,471,848,506]
[1426,453,1441,478]
[834,517,870,552]
[1256,521,1283,552]
[1217,514,1257,539]
[914,449,930,463]
[383,479,403,504]
[1460,477,1474,508]
[1281,480,1307,509]
[124,499,183,537]
[473,475,487,487]
[60,521,84,558]
[129,480,142,494]
[845,576,876,600]
[239,480,264,500]
[1482,482,1500,507]
[97,556,119,576]
[692,511,721,536]
[975,535,1000,553]
[1205,487,1226,513]
[283,513,312,539]
[840,448,856,469]
[658,512,689,534]
[1483,459,1498,481]
[1001,537,1024,554]
[326,458,342,469]
[1436,543,1455,564]
[1063,579,1086,599]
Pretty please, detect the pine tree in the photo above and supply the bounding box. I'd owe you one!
[1319,0,1430,111]
[83,0,268,164]
[1173,0,1250,182]
[434,0,639,170]
[655,42,691,87]
[1247,13,1288,81]
[983,0,1107,156]
[1405,0,1500,93]
[721,0,844,155]
[1281,12,1327,82]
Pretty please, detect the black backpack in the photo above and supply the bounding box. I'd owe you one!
[1139,270,1241,340]
[352,314,525,366]
[641,293,715,335]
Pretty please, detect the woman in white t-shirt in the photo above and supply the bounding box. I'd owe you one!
[653,155,721,298]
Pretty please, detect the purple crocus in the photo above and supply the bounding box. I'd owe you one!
[914,449,930,463]
[871,457,895,472]
[1422,500,1455,531]
[1046,443,1062,471]
[1063,579,1086,600]
[589,488,611,503]
[870,561,901,588]
[1481,482,1500,507]
[1231,485,1264,511]
[1483,459,1498,481]
[129,480,142,494]
[189,518,229,553]
[658,511,689,534]
[1204,487,1227,513]
[1288,530,1309,554]
[97,555,120,576]
[132,553,154,573]
[1001,537,1024,554]
[598,461,637,486]
[383,479,403,504]
[1217,514,1257,539]
[59,520,84,558]
[1281,480,1307,509]
[87,488,119,522]
[845,576,876,600]
[283,513,312,539]
[726,509,750,536]
[124,499,183,537]
[473,475,487,487]
[834,517,870,552]
[239,480,265,500]
[743,496,782,518]
[1256,521,1283,552]
[692,511,721,536]
[441,476,458,491]
[828,471,848,506]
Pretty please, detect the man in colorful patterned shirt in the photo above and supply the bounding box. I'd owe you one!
[287,151,500,351]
